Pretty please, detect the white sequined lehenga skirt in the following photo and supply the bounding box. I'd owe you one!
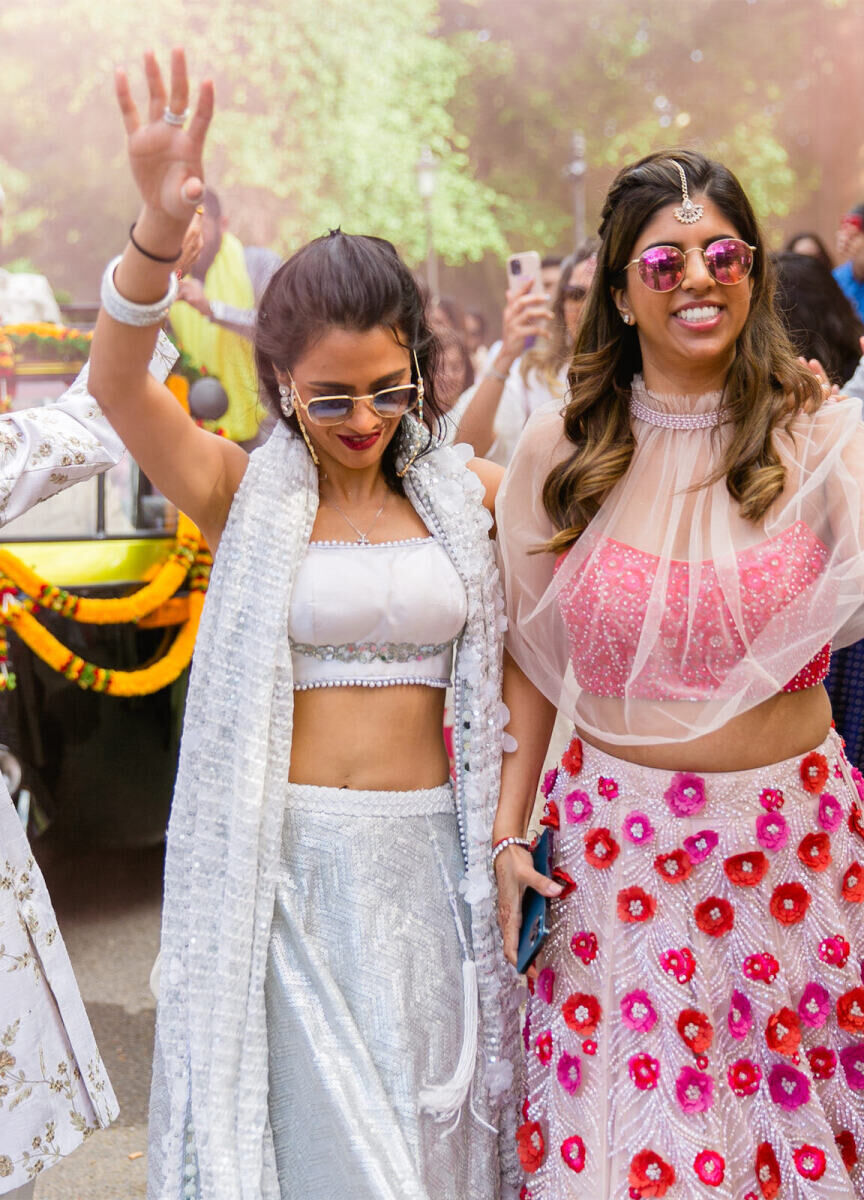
[265,782,500,1200]
[520,728,864,1199]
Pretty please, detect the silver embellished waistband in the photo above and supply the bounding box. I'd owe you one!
[286,781,455,817]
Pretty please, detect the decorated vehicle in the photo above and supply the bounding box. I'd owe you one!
[0,325,220,844]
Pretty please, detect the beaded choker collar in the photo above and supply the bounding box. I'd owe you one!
[629,376,729,430]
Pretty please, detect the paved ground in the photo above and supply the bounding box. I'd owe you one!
[31,838,164,1200]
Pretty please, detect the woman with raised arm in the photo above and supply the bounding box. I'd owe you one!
[87,49,528,1200]
[495,151,864,1197]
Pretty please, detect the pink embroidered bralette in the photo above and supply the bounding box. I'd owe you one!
[557,519,830,702]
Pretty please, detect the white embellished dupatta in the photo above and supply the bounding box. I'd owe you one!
[147,421,521,1199]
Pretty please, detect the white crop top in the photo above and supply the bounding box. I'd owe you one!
[289,537,468,690]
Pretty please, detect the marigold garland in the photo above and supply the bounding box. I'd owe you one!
[0,516,211,696]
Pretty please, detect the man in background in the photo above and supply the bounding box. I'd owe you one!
[170,188,280,445]
[833,203,864,322]
[0,182,63,325]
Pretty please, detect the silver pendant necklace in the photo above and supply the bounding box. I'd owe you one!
[324,495,388,544]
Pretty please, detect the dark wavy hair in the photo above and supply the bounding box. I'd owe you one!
[254,231,444,494]
[542,149,822,553]
[773,250,863,386]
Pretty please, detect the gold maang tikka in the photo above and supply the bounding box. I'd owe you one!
[672,161,704,225]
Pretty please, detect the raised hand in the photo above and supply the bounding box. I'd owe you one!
[115,48,214,236]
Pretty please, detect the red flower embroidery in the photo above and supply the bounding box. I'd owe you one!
[850,801,864,841]
[818,933,850,967]
[765,1008,801,1057]
[535,1030,553,1065]
[727,1057,761,1096]
[836,1130,858,1172]
[842,861,864,902]
[742,952,780,983]
[550,866,577,899]
[797,831,832,872]
[769,881,811,925]
[539,798,560,829]
[617,886,657,924]
[806,1045,837,1080]
[570,930,598,964]
[693,1149,725,1186]
[560,1135,586,1173]
[561,992,602,1035]
[659,947,696,984]
[800,751,829,793]
[629,1053,661,1090]
[654,849,692,884]
[561,734,583,776]
[724,851,769,887]
[755,1141,781,1199]
[836,987,864,1035]
[516,1121,545,1173]
[676,1009,714,1054]
[628,1149,676,1198]
[694,896,734,937]
[584,827,620,869]
[792,1145,826,1181]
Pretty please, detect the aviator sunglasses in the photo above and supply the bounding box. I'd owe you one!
[625,237,756,293]
[286,349,424,427]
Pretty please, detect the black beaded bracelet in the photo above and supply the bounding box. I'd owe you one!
[129,223,182,265]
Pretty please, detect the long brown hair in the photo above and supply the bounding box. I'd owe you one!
[542,150,822,554]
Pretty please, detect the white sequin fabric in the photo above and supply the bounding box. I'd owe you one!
[520,728,864,1198]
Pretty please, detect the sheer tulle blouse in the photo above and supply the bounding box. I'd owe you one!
[495,375,864,745]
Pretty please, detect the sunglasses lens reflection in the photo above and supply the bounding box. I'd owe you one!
[306,397,355,425]
[372,386,417,417]
[638,246,686,292]
[704,238,753,284]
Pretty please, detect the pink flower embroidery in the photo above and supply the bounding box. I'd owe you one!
[767,1063,810,1110]
[819,935,851,968]
[759,787,784,811]
[693,1149,725,1186]
[742,952,780,984]
[675,1066,714,1113]
[755,812,789,852]
[659,946,696,985]
[807,1045,837,1080]
[792,1145,826,1181]
[728,989,753,1040]
[728,1057,761,1096]
[840,1043,864,1090]
[541,767,558,798]
[564,790,593,824]
[620,990,658,1033]
[557,1051,582,1095]
[628,1053,660,1091]
[570,931,598,965]
[797,981,830,1028]
[560,1134,586,1173]
[818,793,843,833]
[622,811,654,844]
[598,776,619,800]
[665,772,706,817]
[535,967,555,1005]
[535,1030,553,1065]
[683,829,718,863]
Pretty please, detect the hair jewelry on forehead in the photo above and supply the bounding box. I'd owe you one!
[672,161,704,225]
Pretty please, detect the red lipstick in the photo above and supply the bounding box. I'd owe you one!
[337,431,381,451]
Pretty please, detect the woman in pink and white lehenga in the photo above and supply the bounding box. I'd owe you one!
[493,150,864,1199]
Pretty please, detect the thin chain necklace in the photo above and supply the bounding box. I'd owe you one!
[323,494,388,544]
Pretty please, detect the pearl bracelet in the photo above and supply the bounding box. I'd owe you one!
[490,835,532,867]
[100,255,179,327]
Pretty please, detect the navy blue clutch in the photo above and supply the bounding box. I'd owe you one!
[516,829,552,974]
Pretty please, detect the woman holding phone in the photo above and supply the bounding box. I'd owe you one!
[495,151,864,1197]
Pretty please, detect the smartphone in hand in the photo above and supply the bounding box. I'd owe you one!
[506,251,544,349]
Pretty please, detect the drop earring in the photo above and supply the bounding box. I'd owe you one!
[278,382,294,418]
[620,312,633,326]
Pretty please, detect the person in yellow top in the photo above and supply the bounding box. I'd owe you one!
[170,188,280,444]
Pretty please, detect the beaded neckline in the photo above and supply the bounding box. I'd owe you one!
[308,536,436,549]
[629,374,729,430]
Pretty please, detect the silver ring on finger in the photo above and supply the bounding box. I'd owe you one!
[162,107,190,127]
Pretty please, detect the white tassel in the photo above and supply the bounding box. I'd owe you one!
[418,958,479,1124]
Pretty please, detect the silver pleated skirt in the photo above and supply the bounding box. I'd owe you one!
[265,782,500,1200]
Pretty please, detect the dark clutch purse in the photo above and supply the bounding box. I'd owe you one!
[516,829,552,974]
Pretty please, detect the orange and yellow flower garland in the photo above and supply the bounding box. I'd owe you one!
[0,517,211,697]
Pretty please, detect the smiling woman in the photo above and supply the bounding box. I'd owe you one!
[494,150,864,1198]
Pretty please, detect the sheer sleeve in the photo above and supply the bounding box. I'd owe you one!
[495,387,864,746]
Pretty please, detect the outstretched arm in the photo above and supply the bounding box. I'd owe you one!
[87,48,247,549]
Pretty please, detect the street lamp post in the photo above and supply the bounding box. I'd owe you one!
[415,146,439,302]
[566,132,587,249]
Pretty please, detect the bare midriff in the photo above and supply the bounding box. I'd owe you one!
[289,684,451,789]
[579,684,833,773]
